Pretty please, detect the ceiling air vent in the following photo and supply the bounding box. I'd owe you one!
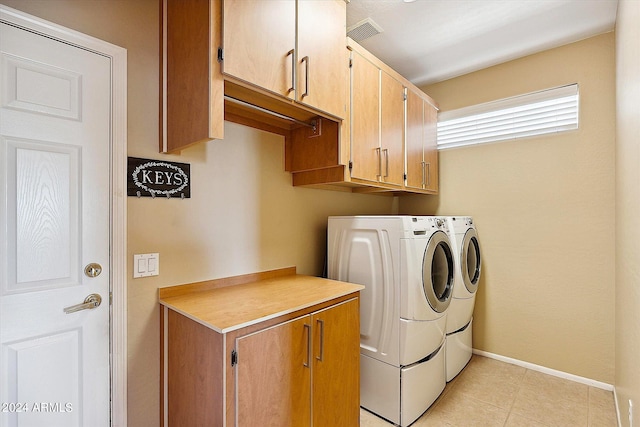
[347,18,383,43]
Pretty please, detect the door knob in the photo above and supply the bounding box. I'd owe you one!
[63,294,102,314]
[85,263,102,278]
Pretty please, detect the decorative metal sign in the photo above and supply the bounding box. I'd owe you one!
[127,157,190,199]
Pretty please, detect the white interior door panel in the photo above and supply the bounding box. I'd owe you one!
[0,21,111,427]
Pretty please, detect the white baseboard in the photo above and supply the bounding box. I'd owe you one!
[472,349,614,391]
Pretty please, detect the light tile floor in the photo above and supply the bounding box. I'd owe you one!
[360,355,618,427]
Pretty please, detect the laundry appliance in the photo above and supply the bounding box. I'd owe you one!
[443,216,481,381]
[327,216,455,426]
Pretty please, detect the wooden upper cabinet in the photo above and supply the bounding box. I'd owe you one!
[423,101,439,192]
[160,0,224,153]
[350,49,380,183]
[406,88,425,190]
[406,87,439,193]
[380,71,405,187]
[297,0,347,118]
[349,46,404,188]
[222,0,346,120]
[222,0,296,100]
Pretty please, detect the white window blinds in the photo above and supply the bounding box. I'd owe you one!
[437,84,579,150]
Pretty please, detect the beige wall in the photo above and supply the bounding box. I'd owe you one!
[615,0,640,425]
[0,1,395,425]
[128,123,393,426]
[400,33,616,383]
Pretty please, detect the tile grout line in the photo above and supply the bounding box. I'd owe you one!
[502,367,527,426]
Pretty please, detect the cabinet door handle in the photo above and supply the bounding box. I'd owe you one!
[376,147,382,178]
[288,49,296,94]
[383,149,389,178]
[426,162,431,187]
[303,323,311,368]
[421,161,426,187]
[301,56,310,98]
[316,319,324,361]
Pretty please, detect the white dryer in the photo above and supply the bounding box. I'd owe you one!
[327,216,455,427]
[443,216,481,381]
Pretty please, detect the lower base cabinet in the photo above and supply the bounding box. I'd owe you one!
[160,277,360,427]
[236,299,359,427]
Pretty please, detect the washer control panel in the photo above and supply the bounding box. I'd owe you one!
[409,216,448,235]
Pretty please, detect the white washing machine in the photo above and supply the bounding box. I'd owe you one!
[443,216,481,381]
[327,216,455,427]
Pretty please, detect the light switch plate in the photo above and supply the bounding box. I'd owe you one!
[133,253,159,278]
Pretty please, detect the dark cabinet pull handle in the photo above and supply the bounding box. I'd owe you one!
[288,49,296,94]
[303,323,311,367]
[301,56,310,98]
[316,319,324,361]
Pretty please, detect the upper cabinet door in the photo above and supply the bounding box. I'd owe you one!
[222,0,296,99]
[405,88,439,193]
[350,50,381,183]
[380,71,404,187]
[405,88,425,190]
[161,0,224,153]
[423,102,439,192]
[297,0,347,119]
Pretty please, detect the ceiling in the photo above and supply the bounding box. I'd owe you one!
[346,0,619,86]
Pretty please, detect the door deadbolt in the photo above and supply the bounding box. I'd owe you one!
[84,263,102,278]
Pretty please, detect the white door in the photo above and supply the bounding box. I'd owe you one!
[0,21,111,427]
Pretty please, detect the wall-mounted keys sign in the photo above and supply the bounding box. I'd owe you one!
[127,157,190,199]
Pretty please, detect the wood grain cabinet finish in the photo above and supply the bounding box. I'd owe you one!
[379,70,405,187]
[160,0,439,195]
[222,0,296,102]
[297,0,349,119]
[288,39,439,195]
[222,0,347,120]
[160,0,346,153]
[349,47,381,184]
[350,53,404,188]
[236,299,360,427]
[310,299,360,427]
[160,0,224,153]
[236,316,311,427]
[159,269,361,427]
[406,87,439,193]
[423,100,439,193]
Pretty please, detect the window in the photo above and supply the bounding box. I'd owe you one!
[437,84,579,150]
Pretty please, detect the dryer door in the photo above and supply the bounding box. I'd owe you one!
[461,228,481,294]
[423,231,454,313]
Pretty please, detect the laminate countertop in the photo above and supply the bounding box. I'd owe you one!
[158,267,363,334]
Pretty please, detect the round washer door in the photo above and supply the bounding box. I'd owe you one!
[461,228,481,293]
[422,230,454,313]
